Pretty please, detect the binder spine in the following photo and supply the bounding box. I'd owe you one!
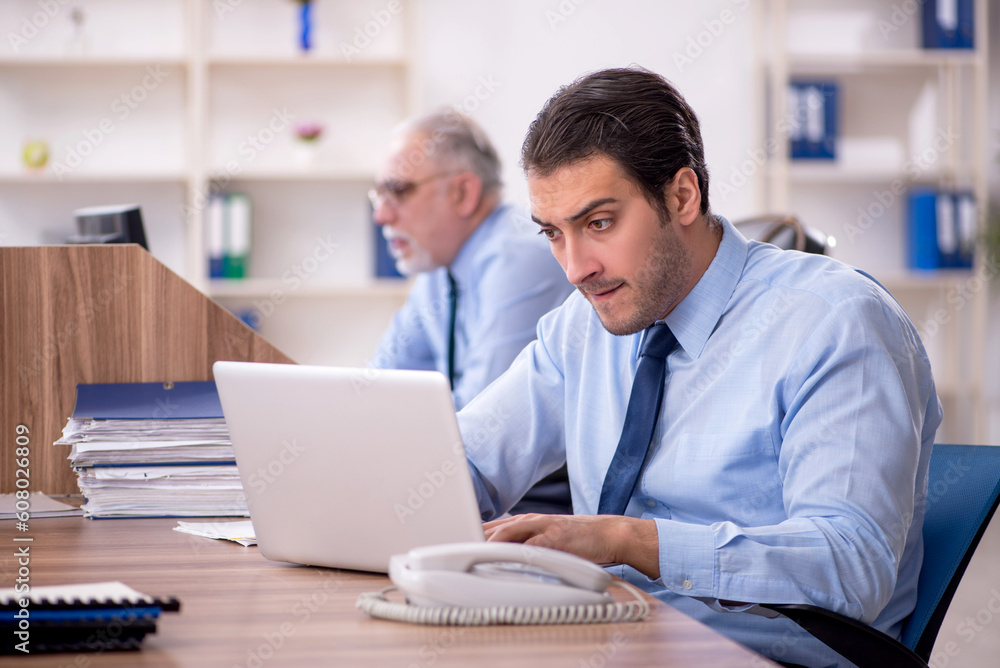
[907,188,941,270]
[789,80,837,160]
[922,0,974,49]
[907,188,977,271]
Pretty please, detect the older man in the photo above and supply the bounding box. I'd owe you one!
[370,109,574,514]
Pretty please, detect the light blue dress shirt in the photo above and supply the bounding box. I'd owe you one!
[457,215,943,667]
[372,203,574,410]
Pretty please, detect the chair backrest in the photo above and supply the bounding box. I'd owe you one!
[732,214,831,255]
[902,444,1000,659]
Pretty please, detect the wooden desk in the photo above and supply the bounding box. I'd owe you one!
[4,518,775,667]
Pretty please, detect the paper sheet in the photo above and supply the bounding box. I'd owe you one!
[0,581,147,605]
[174,520,257,546]
[0,492,83,520]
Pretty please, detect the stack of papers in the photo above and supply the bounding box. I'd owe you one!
[64,419,234,466]
[55,381,249,518]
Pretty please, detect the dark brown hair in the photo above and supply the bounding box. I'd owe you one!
[521,66,710,216]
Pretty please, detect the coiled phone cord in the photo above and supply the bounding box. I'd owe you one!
[356,580,650,626]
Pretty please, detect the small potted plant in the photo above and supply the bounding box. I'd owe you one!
[293,120,325,167]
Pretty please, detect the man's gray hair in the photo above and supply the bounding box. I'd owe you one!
[397,108,502,195]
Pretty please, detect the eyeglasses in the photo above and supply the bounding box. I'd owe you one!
[367,172,459,209]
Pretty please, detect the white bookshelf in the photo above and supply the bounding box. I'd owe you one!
[0,0,414,365]
[209,277,411,299]
[762,0,990,443]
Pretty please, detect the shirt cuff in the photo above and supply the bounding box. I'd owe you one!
[652,517,716,598]
[466,459,499,521]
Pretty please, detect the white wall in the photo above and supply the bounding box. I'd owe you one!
[404,0,1000,443]
[410,0,762,219]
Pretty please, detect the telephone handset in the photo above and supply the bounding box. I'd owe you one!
[357,542,650,626]
[389,542,613,608]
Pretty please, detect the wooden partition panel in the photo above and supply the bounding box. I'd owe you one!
[1,245,294,494]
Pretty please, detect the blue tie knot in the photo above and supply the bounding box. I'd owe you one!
[640,324,677,360]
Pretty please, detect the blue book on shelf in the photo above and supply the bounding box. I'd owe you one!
[787,84,806,160]
[922,0,974,49]
[72,381,223,420]
[373,221,403,279]
[957,0,975,48]
[907,189,941,270]
[789,81,837,160]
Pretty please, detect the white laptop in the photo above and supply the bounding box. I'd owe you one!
[213,361,485,573]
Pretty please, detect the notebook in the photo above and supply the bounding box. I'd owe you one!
[212,361,485,573]
[0,581,179,654]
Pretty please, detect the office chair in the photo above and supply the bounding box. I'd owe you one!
[759,444,1000,668]
[733,214,831,255]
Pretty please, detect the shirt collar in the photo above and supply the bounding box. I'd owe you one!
[660,215,748,359]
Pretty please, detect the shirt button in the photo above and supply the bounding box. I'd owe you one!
[645,499,656,508]
[682,579,693,590]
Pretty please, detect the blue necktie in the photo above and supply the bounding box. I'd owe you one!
[597,323,678,515]
[446,271,458,390]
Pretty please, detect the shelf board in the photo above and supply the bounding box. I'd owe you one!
[0,56,188,67]
[208,278,411,299]
[788,49,981,73]
[871,270,977,292]
[0,171,187,184]
[207,55,407,68]
[215,168,376,183]
[780,163,948,185]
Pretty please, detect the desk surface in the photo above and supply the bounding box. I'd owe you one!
[4,518,775,667]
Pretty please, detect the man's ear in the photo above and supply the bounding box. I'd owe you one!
[452,172,483,218]
[665,167,701,226]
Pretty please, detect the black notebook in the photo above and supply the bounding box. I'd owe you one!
[0,582,180,655]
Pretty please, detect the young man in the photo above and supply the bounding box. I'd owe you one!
[370,109,574,514]
[458,68,942,667]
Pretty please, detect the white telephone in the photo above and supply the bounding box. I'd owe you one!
[390,542,613,608]
[356,542,649,626]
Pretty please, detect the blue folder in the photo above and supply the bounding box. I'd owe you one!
[906,189,977,271]
[373,221,404,279]
[72,381,223,420]
[922,0,974,49]
[789,80,838,160]
[907,189,941,270]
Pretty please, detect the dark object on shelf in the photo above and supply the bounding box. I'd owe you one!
[67,204,148,251]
